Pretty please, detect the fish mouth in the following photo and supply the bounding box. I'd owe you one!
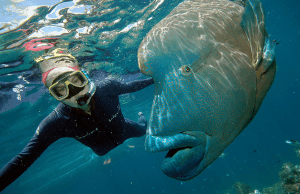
[162,145,206,180]
[145,131,209,180]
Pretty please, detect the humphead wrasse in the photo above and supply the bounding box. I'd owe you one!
[138,0,276,180]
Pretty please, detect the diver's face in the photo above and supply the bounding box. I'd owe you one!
[45,67,91,109]
[53,72,91,108]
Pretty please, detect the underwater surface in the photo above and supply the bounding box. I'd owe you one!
[0,0,299,193]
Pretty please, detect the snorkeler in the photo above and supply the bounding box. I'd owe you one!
[0,48,154,191]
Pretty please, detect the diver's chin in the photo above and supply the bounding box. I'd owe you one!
[61,98,79,108]
[161,144,206,181]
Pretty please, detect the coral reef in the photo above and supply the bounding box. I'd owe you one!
[279,163,300,194]
[233,182,254,194]
[291,144,300,158]
[260,162,300,194]
[223,162,300,194]
[262,182,285,194]
[296,149,300,158]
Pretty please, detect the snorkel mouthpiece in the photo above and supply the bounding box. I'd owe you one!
[77,70,96,106]
[77,94,91,106]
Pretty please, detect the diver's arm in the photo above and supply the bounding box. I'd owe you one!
[111,77,154,95]
[0,134,52,191]
[0,112,64,191]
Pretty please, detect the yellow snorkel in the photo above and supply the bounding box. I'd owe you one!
[36,48,78,74]
[35,48,75,63]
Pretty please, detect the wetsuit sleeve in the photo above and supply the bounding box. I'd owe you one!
[109,77,154,95]
[0,111,65,192]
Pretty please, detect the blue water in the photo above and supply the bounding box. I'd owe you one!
[0,0,299,193]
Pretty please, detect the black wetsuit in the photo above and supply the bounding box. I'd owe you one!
[0,77,153,191]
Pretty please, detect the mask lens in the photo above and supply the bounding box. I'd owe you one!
[68,72,88,87]
[52,82,68,99]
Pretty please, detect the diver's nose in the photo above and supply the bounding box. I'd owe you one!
[67,85,84,99]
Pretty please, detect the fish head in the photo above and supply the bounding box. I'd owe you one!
[138,0,257,180]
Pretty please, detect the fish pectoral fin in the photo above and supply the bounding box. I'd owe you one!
[257,36,276,73]
[253,36,276,116]
[241,0,276,117]
[241,0,266,68]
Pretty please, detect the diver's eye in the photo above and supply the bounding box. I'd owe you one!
[69,76,82,85]
[180,65,192,76]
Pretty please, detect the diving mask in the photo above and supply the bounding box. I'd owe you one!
[49,70,96,106]
[49,70,89,101]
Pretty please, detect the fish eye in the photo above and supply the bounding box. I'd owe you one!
[180,65,192,76]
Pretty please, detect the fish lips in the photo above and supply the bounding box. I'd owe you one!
[145,132,209,180]
[162,144,206,180]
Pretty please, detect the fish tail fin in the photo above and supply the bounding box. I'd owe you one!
[241,0,266,68]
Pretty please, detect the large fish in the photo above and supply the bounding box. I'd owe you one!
[138,0,276,180]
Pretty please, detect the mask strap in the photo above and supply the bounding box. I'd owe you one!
[42,66,80,84]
